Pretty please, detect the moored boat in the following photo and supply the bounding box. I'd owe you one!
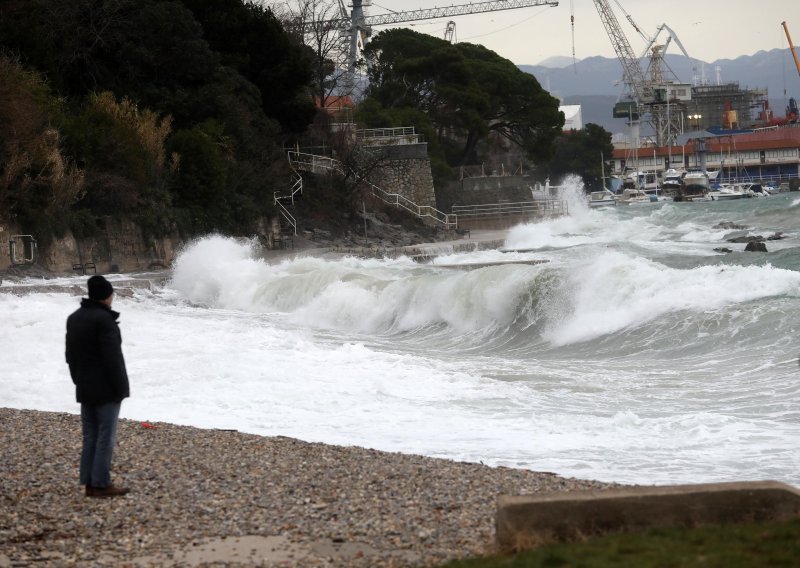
[674,171,710,202]
[708,183,750,200]
[617,188,654,205]
[588,189,617,208]
[661,168,684,197]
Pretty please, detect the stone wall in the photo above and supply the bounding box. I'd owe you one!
[371,157,437,211]
[451,175,536,206]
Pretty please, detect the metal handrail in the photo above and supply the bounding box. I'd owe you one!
[8,234,37,265]
[273,158,306,236]
[274,199,297,235]
[287,151,343,175]
[357,127,417,139]
[287,151,458,228]
[451,200,569,218]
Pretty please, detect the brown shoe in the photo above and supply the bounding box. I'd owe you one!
[86,485,130,498]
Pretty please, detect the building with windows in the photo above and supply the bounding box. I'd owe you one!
[610,125,800,185]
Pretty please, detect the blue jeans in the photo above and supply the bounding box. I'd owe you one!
[80,402,121,488]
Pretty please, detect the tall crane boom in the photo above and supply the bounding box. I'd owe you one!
[333,0,558,69]
[782,21,800,78]
[592,0,647,101]
[361,0,558,27]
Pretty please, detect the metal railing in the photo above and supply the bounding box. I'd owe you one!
[287,151,457,229]
[359,176,456,228]
[273,157,306,235]
[9,234,37,265]
[357,127,417,139]
[451,200,569,218]
[356,127,425,146]
[287,151,343,175]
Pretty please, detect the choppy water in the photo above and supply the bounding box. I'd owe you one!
[3,182,800,485]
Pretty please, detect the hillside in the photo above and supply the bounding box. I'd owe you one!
[521,48,800,134]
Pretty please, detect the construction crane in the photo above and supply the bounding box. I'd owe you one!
[331,0,559,70]
[592,0,695,145]
[642,23,698,86]
[592,0,649,104]
[444,21,456,44]
[781,21,799,123]
[783,21,800,78]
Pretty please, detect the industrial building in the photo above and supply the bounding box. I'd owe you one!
[610,125,800,187]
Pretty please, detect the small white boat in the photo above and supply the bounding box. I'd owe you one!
[708,183,749,200]
[744,183,769,197]
[617,188,655,205]
[588,189,617,208]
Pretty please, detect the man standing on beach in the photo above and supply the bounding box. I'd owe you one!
[66,275,130,498]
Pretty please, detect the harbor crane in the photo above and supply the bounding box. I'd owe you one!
[592,0,694,145]
[444,21,457,44]
[591,0,648,103]
[330,0,559,70]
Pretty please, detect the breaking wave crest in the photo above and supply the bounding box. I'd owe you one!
[169,235,800,349]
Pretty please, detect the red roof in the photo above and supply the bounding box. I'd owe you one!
[314,95,354,110]
[612,125,800,158]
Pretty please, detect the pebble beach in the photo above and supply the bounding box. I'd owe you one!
[0,407,619,567]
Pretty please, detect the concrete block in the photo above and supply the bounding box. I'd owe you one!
[496,481,800,553]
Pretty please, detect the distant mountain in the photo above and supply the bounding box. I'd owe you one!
[536,55,576,69]
[521,48,800,135]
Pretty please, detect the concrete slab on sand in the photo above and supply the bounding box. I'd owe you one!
[129,535,420,566]
[496,480,800,552]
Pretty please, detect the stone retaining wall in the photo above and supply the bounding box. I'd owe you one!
[372,158,437,211]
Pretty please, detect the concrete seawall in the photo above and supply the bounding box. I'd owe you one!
[496,480,800,553]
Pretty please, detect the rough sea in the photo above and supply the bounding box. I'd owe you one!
[3,179,799,486]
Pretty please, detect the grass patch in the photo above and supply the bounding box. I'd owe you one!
[439,519,800,567]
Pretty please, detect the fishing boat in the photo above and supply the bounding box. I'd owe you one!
[588,189,617,208]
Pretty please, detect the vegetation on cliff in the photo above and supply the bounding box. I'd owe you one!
[0,0,312,245]
[0,0,612,252]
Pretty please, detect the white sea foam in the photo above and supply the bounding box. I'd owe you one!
[3,193,799,488]
[543,250,800,345]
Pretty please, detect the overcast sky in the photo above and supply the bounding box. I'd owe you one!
[365,0,797,66]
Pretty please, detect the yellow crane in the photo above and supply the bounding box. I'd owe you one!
[782,21,800,78]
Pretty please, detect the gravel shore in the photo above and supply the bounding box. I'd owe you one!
[1,407,620,567]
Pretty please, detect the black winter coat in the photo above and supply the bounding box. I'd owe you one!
[65,299,130,405]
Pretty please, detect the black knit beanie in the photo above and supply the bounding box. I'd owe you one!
[87,275,114,301]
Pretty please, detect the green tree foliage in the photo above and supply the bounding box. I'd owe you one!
[0,0,314,241]
[59,92,175,235]
[545,123,615,191]
[179,0,316,135]
[355,99,452,185]
[361,28,564,166]
[0,56,86,244]
[167,121,231,234]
